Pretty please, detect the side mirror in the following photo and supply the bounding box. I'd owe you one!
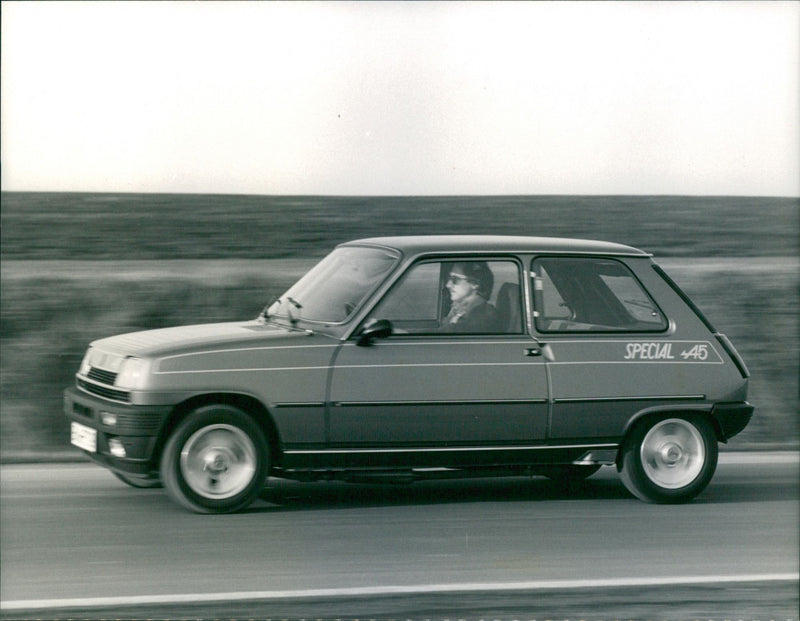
[357,319,393,346]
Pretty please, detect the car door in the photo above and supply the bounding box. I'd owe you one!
[531,256,721,441]
[327,258,550,461]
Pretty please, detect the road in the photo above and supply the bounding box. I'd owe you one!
[1,453,798,619]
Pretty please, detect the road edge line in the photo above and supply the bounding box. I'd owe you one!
[3,573,798,612]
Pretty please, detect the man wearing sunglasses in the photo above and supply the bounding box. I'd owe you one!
[441,262,501,333]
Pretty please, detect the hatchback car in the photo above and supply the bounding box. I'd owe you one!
[64,236,753,513]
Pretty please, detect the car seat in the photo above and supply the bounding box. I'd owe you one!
[495,282,522,333]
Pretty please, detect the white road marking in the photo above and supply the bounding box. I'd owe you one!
[2,573,798,611]
[718,451,799,464]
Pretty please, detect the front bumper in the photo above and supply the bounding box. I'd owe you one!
[711,401,755,441]
[64,386,172,476]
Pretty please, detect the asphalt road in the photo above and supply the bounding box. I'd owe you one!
[1,453,798,619]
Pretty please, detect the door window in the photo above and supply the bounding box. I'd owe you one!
[368,259,524,334]
[532,258,667,332]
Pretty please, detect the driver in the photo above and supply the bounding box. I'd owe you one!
[441,262,500,333]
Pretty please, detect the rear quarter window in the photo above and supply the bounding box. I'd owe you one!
[533,257,667,333]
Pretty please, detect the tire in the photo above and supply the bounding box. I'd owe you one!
[112,471,162,488]
[541,465,601,483]
[620,415,718,503]
[160,405,269,514]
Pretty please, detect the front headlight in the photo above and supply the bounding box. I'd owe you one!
[115,357,149,390]
[78,348,93,376]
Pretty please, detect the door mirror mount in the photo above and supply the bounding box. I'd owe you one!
[357,319,393,346]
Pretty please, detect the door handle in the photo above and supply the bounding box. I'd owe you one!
[525,344,554,361]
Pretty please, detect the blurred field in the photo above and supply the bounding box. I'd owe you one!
[2,192,798,259]
[1,193,797,455]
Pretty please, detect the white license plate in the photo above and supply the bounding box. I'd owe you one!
[70,422,97,453]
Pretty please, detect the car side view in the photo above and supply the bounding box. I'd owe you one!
[64,236,754,513]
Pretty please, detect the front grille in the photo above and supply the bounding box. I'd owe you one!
[77,379,130,403]
[88,367,118,385]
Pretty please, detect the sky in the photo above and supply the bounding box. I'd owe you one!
[1,1,798,196]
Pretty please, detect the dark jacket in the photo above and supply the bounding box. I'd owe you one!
[441,299,501,333]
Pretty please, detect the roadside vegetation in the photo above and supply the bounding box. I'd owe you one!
[1,193,797,455]
[3,193,797,259]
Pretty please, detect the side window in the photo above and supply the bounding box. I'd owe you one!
[369,263,441,330]
[533,258,667,333]
[368,259,524,335]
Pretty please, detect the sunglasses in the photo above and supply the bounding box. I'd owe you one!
[447,273,472,285]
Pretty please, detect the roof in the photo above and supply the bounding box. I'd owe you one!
[343,235,650,257]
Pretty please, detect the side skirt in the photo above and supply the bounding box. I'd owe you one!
[277,442,620,470]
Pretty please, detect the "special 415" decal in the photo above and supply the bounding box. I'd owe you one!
[623,341,719,361]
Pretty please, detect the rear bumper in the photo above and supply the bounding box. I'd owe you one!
[64,386,172,476]
[711,401,755,441]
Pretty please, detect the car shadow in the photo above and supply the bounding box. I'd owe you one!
[246,471,634,513]
[242,466,799,513]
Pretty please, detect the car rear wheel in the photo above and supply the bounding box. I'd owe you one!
[620,415,717,503]
[160,405,269,514]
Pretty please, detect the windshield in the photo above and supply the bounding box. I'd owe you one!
[267,246,400,324]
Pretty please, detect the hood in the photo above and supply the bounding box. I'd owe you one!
[89,320,317,358]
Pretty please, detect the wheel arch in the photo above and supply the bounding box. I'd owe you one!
[157,392,282,466]
[617,404,724,468]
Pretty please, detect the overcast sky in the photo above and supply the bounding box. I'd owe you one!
[1,1,798,196]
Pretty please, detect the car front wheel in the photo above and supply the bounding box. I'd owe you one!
[160,405,269,513]
[620,415,718,503]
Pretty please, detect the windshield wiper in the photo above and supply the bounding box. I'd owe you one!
[260,296,278,320]
[285,297,303,326]
[260,296,311,332]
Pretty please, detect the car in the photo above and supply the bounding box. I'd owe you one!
[64,235,754,513]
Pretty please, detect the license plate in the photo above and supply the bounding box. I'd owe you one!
[70,422,97,453]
